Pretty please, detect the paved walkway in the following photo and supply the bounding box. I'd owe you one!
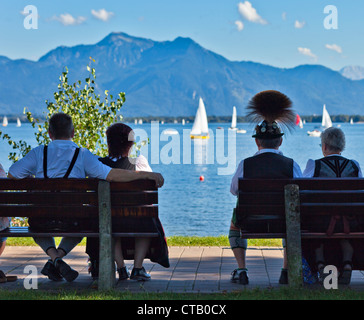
[1,246,364,292]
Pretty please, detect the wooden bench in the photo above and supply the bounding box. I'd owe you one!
[235,178,364,287]
[0,178,159,290]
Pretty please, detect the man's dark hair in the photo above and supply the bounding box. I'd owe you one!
[48,113,74,139]
[106,123,135,158]
[257,137,282,149]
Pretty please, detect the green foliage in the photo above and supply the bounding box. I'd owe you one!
[0,58,125,162]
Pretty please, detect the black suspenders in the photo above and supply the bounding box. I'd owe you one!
[43,145,80,179]
[321,157,350,178]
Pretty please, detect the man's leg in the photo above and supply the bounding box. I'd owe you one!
[33,237,80,282]
[57,237,83,257]
[0,239,6,256]
[33,237,63,281]
[229,222,248,284]
[52,237,82,282]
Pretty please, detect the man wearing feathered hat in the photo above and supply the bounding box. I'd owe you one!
[229,90,303,285]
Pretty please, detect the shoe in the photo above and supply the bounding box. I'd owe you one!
[316,261,326,284]
[117,266,130,281]
[88,259,99,280]
[339,261,352,285]
[54,258,78,282]
[0,270,17,283]
[230,268,249,285]
[279,269,288,285]
[130,267,151,281]
[41,260,63,281]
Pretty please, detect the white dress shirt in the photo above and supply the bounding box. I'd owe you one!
[230,149,303,196]
[9,140,112,180]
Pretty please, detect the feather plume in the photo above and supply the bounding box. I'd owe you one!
[246,90,296,131]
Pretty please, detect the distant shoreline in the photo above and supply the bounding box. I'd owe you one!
[1,114,364,124]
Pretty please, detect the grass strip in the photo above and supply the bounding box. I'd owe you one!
[0,287,363,300]
[5,236,282,247]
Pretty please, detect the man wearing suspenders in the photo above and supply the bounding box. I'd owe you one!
[229,91,302,285]
[8,113,164,282]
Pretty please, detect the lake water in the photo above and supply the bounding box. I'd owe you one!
[1,121,363,237]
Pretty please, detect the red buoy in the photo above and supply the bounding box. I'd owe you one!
[199,175,204,181]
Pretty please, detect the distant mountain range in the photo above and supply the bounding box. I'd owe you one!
[1,32,364,117]
[339,66,364,81]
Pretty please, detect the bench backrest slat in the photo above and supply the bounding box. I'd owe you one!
[238,178,364,191]
[236,178,364,232]
[0,178,158,218]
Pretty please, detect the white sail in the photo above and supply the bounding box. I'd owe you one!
[190,105,203,136]
[199,98,209,134]
[321,105,332,129]
[2,116,8,127]
[350,118,354,125]
[190,97,209,138]
[16,117,21,127]
[230,106,237,129]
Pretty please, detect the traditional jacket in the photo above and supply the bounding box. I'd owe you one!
[243,152,294,179]
[313,155,359,178]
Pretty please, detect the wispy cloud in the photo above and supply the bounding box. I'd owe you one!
[235,20,244,31]
[91,9,114,22]
[298,47,317,60]
[294,20,305,29]
[237,1,267,25]
[282,12,287,21]
[52,13,86,26]
[325,43,342,54]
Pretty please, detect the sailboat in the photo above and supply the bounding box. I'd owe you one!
[350,118,354,125]
[295,114,303,129]
[190,97,209,139]
[229,106,237,131]
[16,117,21,127]
[307,104,332,137]
[321,104,332,129]
[2,116,8,127]
[229,106,246,133]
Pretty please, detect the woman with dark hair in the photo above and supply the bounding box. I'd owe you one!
[86,123,169,281]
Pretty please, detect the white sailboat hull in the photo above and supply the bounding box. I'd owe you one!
[307,130,321,137]
[229,106,246,133]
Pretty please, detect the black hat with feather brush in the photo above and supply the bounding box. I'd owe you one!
[246,90,296,139]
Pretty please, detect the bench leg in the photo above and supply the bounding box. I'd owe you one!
[98,180,115,290]
[284,184,303,288]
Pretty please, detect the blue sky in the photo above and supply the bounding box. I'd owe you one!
[0,0,363,70]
